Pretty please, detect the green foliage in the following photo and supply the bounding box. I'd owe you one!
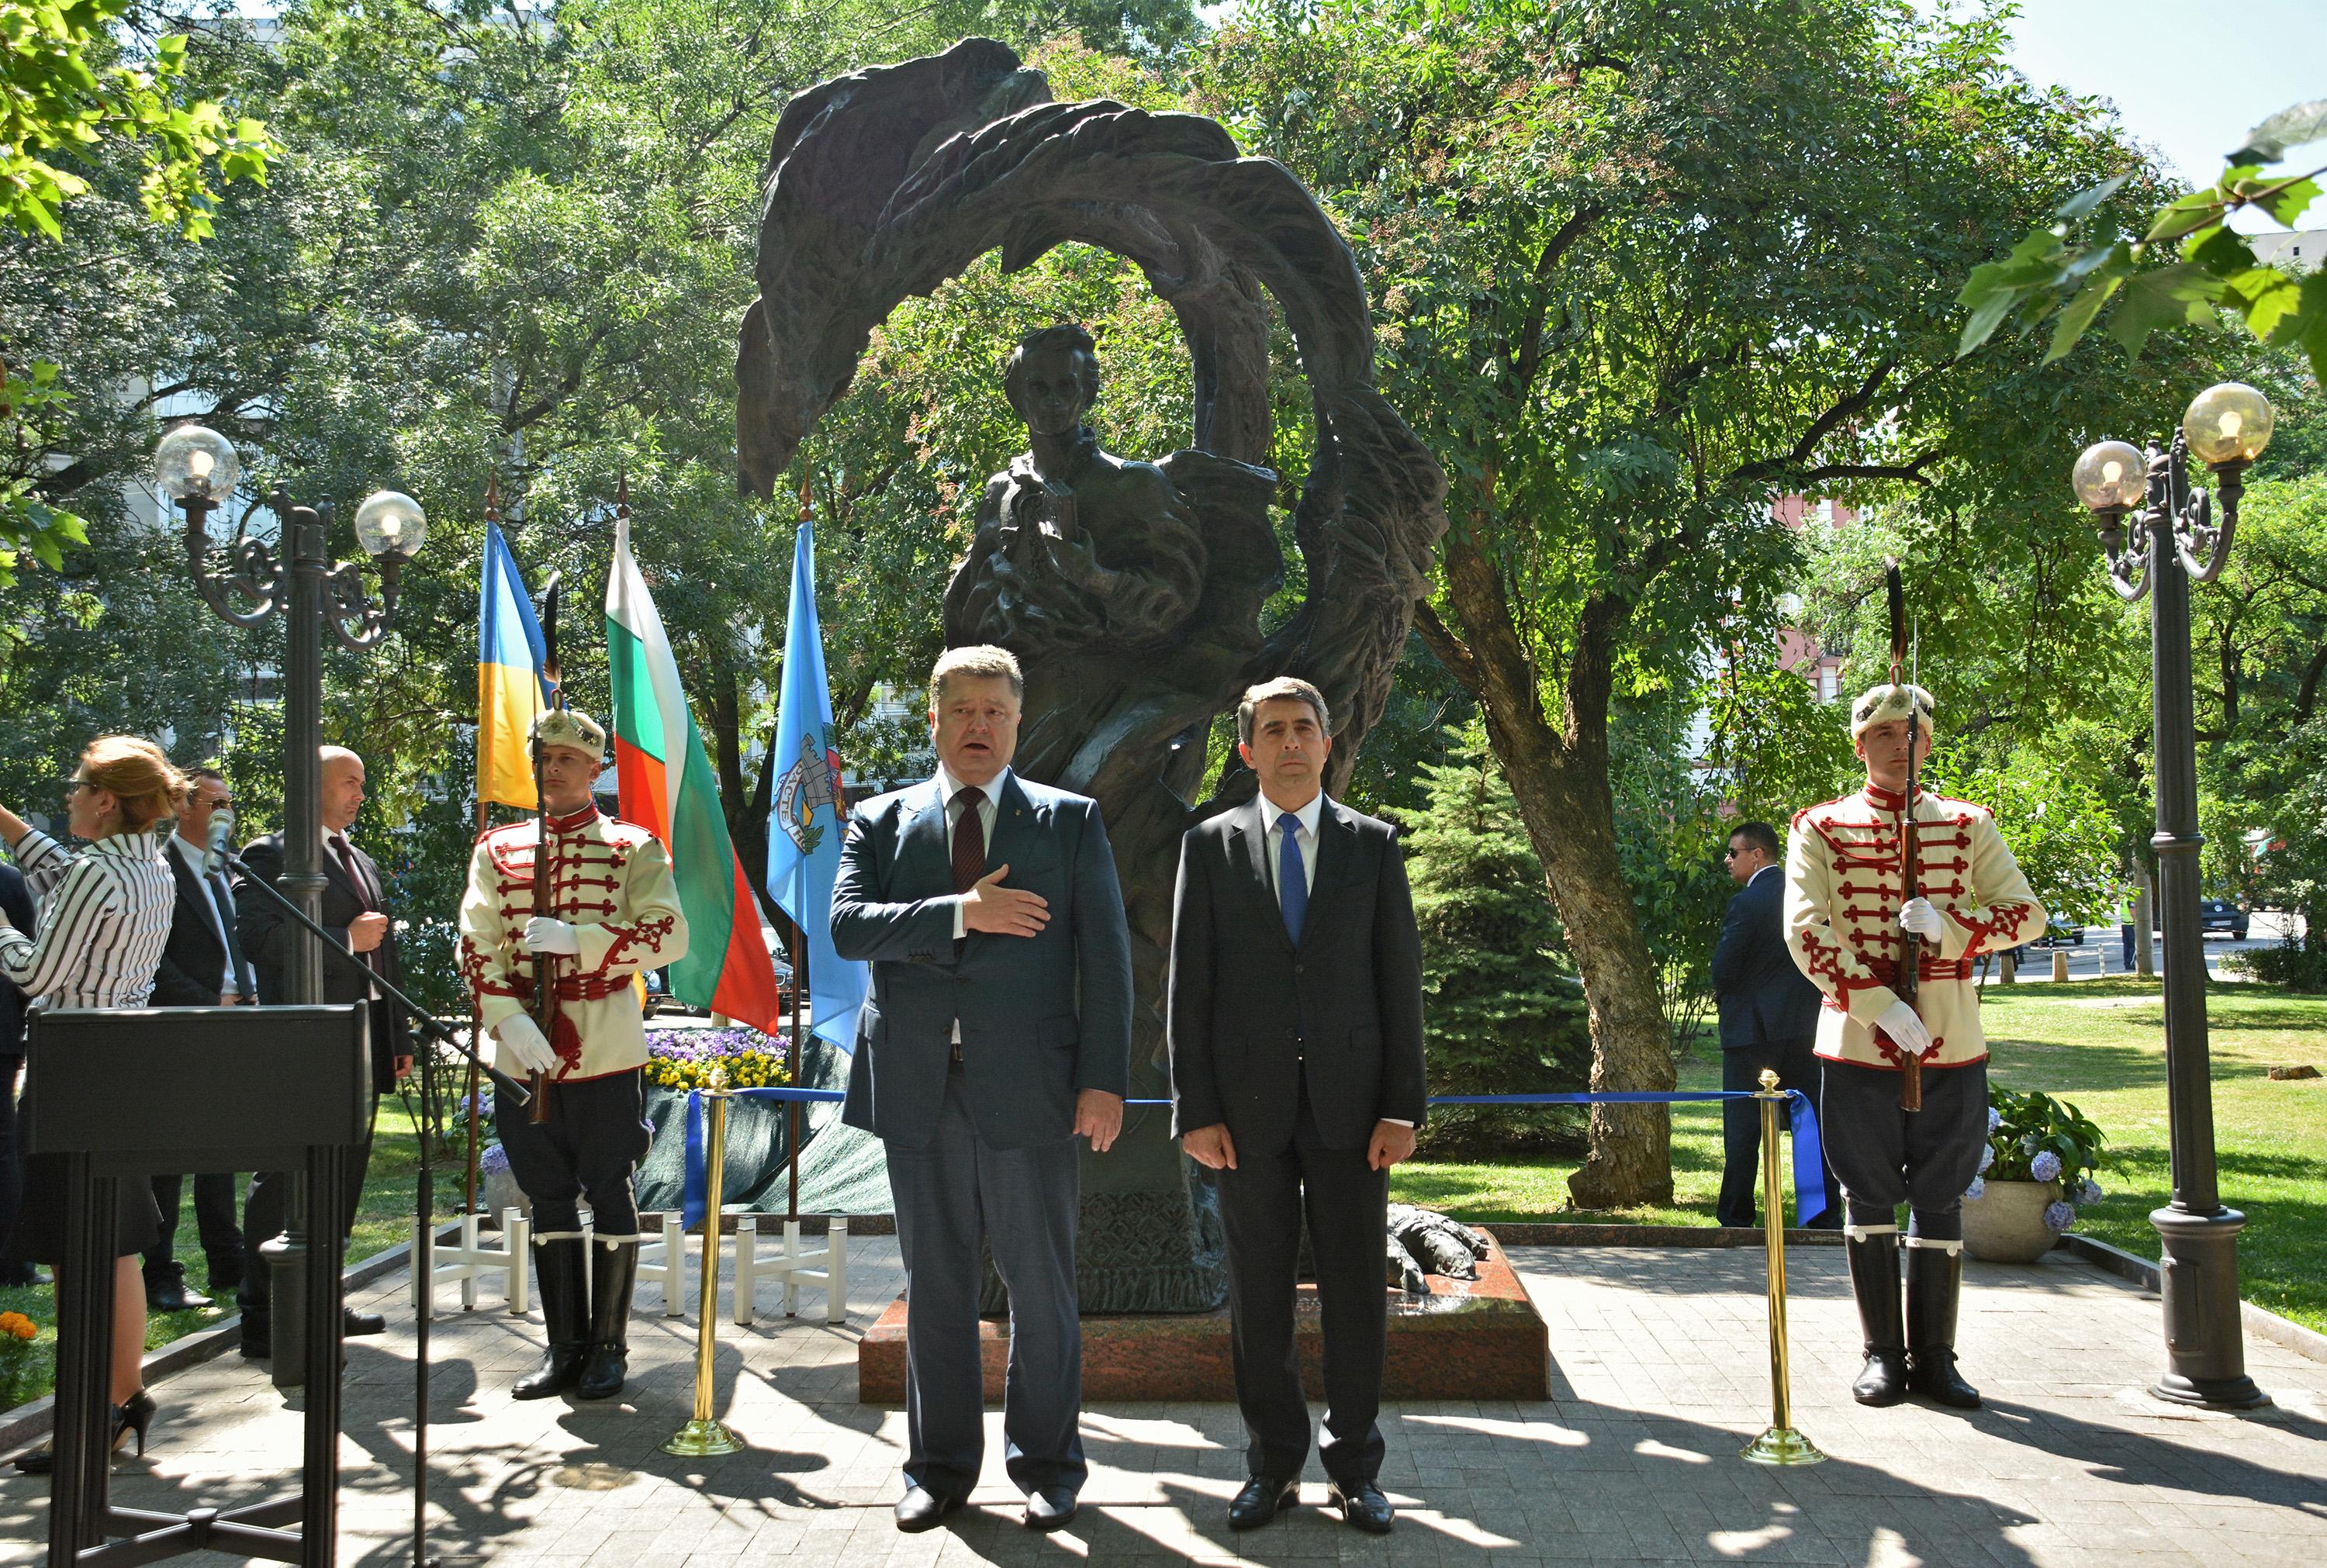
[1607,696,1729,1055]
[1393,724,1589,1153]
[0,0,272,240]
[1957,97,2327,378]
[1924,744,2122,927]
[2222,939,2327,993]
[1983,1086,2107,1195]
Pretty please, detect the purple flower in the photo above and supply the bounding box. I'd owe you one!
[1964,1177,1986,1200]
[2030,1150,2063,1183]
[2077,1179,2104,1206]
[2042,1200,2075,1231]
[1978,1145,1995,1174]
[480,1143,510,1175]
[1987,1107,2003,1135]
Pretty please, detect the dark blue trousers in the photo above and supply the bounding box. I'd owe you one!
[885,1062,1084,1498]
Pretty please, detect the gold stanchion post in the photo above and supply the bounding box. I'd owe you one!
[664,1070,744,1457]
[1741,1069,1826,1466]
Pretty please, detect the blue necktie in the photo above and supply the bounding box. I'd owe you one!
[1277,811,1307,945]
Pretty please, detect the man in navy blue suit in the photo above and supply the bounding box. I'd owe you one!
[1712,820,1837,1228]
[832,644,1132,1535]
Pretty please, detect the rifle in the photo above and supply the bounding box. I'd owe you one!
[527,572,565,1125]
[1886,562,1924,1114]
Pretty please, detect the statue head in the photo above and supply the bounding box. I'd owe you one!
[1004,323,1099,438]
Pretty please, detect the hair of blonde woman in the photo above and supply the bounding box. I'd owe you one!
[929,644,1025,706]
[1236,676,1331,747]
[79,735,186,834]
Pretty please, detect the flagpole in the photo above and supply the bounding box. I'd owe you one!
[787,916,804,1224]
[466,475,503,1214]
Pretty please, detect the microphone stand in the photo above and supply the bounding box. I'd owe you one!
[225,851,530,1568]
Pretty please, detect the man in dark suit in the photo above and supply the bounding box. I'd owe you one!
[1167,676,1426,1537]
[1711,820,1835,1229]
[233,745,406,1354]
[144,765,254,1311]
[832,644,1132,1535]
[0,862,33,1286]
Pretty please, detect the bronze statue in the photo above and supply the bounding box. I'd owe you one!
[738,39,1447,1311]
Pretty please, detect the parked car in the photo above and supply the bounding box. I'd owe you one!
[2009,917,2083,961]
[2197,900,2250,941]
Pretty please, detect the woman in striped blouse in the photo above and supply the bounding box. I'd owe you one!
[0,736,184,1471]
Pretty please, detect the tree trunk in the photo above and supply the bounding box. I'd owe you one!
[1428,525,1676,1208]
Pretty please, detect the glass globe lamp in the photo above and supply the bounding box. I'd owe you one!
[352,490,428,560]
[2181,382,2274,468]
[2072,440,2148,514]
[154,425,241,503]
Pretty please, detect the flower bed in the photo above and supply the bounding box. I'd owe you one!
[644,1025,794,1092]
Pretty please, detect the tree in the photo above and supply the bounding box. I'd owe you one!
[1392,723,1588,1154]
[1195,0,2197,1205]
[1958,98,2327,379]
[0,0,272,585]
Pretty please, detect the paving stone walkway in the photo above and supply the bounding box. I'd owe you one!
[2,1235,2322,1565]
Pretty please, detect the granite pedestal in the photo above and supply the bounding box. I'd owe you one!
[859,1230,1548,1403]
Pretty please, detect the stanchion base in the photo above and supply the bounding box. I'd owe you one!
[1740,1427,1827,1466]
[662,1418,744,1458]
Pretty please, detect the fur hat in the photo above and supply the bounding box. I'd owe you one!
[1849,682,1935,742]
[530,708,607,760]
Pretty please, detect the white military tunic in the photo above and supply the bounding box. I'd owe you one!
[1784,784,2046,1071]
[457,804,687,1080]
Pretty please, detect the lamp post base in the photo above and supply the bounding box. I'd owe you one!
[2149,1204,2269,1410]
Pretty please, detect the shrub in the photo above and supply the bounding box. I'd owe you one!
[1393,724,1591,1154]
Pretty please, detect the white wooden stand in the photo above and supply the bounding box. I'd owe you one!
[412,1207,531,1316]
[634,1212,690,1317]
[733,1216,849,1324]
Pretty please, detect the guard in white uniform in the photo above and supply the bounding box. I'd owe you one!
[458,710,687,1400]
[1785,682,2045,1410]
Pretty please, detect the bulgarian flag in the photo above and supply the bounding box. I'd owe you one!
[607,516,786,1033]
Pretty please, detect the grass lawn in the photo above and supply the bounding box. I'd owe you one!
[0,1095,439,1410]
[1391,976,2327,1334]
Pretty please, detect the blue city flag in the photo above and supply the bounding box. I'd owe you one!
[765,514,870,1052]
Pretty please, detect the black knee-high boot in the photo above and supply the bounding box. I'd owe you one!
[1906,1242,1980,1407]
[513,1237,590,1400]
[576,1238,640,1402]
[1845,1229,1910,1406]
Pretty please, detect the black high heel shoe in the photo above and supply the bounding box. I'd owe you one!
[115,1390,156,1458]
[11,1392,156,1474]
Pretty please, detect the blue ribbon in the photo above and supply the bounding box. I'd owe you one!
[679,1086,1827,1231]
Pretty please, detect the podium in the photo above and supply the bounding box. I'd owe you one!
[29,1004,369,1568]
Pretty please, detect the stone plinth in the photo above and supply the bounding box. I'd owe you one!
[859,1231,1546,1404]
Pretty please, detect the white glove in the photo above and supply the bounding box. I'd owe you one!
[1899,897,1944,940]
[493,1014,559,1076]
[520,916,580,956]
[1876,998,1932,1058]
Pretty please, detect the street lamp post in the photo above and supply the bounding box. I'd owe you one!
[2073,382,2273,1409]
[155,425,427,1393]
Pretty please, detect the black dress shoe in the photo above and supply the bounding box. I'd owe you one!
[1326,1480,1394,1534]
[1023,1486,1077,1531]
[1227,1475,1298,1530]
[146,1276,213,1313]
[894,1487,965,1532]
[342,1308,386,1337]
[1852,1348,1911,1407]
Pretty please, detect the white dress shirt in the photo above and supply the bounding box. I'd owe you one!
[171,832,240,998]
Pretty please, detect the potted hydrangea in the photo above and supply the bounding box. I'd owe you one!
[1960,1086,2109,1262]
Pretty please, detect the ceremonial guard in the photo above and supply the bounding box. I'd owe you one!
[1784,682,2045,1410]
[458,710,687,1400]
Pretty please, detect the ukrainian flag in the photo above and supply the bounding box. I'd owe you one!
[477,520,553,810]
